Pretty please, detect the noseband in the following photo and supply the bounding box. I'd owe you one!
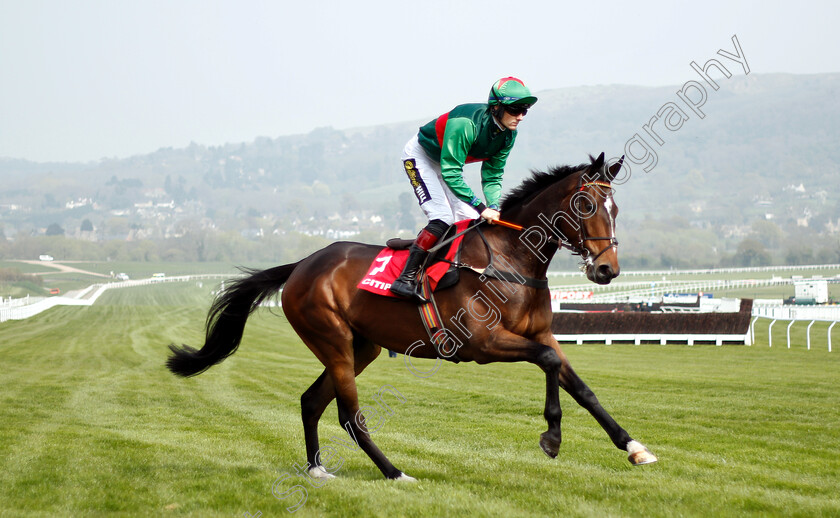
[558,179,619,270]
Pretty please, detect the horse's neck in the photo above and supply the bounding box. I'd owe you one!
[491,174,580,274]
[478,224,556,281]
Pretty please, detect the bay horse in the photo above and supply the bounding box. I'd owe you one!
[166,152,657,481]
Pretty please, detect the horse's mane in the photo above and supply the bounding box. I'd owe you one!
[500,162,588,212]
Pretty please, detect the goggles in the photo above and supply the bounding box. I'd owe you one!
[503,104,530,116]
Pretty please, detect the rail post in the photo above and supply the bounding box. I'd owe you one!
[806,320,815,350]
[786,320,795,349]
[768,319,776,348]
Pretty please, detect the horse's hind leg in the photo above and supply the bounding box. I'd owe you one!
[300,370,335,478]
[328,354,414,480]
[300,337,383,478]
[539,362,563,459]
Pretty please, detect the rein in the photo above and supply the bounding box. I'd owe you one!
[426,218,523,255]
[424,219,549,289]
[426,220,483,255]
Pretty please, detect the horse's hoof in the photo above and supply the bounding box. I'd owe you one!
[626,440,658,466]
[628,449,658,465]
[394,472,417,482]
[539,432,561,459]
[308,466,336,479]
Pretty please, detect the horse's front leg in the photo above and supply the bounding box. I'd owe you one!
[479,329,656,465]
[475,332,568,459]
[538,349,563,458]
[556,359,657,465]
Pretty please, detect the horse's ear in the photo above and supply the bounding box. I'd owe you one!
[607,155,625,181]
[591,152,605,171]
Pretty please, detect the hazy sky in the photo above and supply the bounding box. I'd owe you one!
[1,0,838,163]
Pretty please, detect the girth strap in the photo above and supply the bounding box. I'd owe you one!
[416,274,463,363]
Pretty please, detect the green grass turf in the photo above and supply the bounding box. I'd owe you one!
[0,261,64,274]
[1,283,839,517]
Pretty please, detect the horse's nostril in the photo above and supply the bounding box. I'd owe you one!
[597,264,613,278]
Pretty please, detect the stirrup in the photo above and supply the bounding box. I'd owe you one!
[390,278,428,304]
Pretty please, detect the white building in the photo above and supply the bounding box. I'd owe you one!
[794,279,829,304]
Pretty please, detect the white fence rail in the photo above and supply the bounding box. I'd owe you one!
[553,332,751,346]
[749,304,840,352]
[750,313,840,352]
[550,263,840,278]
[1,295,45,309]
[752,304,840,322]
[0,274,232,324]
[551,277,838,301]
[0,295,91,322]
[591,278,801,302]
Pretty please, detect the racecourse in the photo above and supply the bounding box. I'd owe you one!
[1,282,839,517]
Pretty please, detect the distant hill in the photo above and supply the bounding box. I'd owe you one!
[1,73,838,268]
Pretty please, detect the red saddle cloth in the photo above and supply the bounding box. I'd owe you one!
[357,220,471,298]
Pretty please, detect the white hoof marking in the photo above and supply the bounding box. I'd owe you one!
[626,440,645,454]
[308,466,336,479]
[395,473,417,482]
[626,440,658,465]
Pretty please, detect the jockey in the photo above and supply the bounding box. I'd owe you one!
[390,77,537,302]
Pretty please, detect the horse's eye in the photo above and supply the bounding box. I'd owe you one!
[578,199,594,213]
[570,192,597,217]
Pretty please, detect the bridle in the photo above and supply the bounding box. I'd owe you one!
[557,177,619,271]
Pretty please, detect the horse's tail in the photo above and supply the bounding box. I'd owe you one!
[166,262,300,377]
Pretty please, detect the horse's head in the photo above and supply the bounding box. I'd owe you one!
[566,152,622,284]
[500,152,624,284]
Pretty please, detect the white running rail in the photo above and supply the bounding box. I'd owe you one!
[0,274,232,324]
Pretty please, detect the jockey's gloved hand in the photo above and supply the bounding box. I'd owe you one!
[480,208,501,224]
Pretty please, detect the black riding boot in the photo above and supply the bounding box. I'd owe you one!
[390,244,430,303]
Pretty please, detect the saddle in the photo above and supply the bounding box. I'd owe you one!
[356,220,472,298]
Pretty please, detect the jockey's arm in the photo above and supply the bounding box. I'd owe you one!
[480,138,514,211]
[438,118,488,213]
